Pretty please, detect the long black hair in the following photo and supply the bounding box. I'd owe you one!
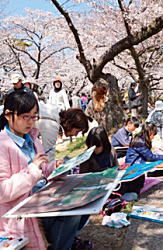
[130,122,157,149]
[86,126,111,154]
[0,90,39,131]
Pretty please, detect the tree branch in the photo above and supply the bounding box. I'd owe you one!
[112,59,137,81]
[41,46,73,63]
[94,15,163,77]
[51,0,92,76]
[7,43,26,77]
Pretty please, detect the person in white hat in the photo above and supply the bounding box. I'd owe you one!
[146,100,163,139]
[7,73,32,95]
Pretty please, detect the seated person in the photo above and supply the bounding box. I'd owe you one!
[111,116,139,157]
[119,122,163,195]
[146,100,163,139]
[80,126,118,173]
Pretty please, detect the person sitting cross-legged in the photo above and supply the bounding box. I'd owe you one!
[111,116,140,158]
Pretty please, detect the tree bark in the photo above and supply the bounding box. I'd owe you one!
[86,73,124,132]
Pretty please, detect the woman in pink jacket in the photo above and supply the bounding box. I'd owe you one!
[0,90,55,249]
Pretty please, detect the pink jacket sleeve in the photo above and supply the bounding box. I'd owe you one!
[34,137,56,178]
[0,146,42,204]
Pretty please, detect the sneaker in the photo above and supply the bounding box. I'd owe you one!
[71,237,94,250]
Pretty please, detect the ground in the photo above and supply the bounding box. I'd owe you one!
[80,182,163,250]
[55,130,163,250]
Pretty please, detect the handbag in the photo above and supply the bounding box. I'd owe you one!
[130,96,142,109]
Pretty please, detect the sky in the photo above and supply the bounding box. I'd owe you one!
[7,0,54,15]
[6,0,87,16]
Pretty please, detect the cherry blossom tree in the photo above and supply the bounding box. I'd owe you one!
[50,0,162,130]
[1,7,91,97]
[1,0,162,120]
[116,0,163,115]
[2,9,73,80]
[73,0,163,106]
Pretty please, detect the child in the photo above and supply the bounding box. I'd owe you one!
[111,116,139,147]
[78,126,117,247]
[0,91,83,250]
[80,126,118,173]
[120,122,163,195]
[111,116,139,158]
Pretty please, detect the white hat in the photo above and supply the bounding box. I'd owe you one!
[155,100,163,111]
[10,73,22,84]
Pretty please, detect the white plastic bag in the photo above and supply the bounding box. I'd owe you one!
[102,212,130,228]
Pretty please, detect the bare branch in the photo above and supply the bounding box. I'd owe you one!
[15,23,41,40]
[127,0,133,9]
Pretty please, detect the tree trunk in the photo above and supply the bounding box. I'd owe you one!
[139,79,149,118]
[87,73,124,134]
[118,0,149,118]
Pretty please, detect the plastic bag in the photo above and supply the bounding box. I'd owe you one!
[102,212,130,228]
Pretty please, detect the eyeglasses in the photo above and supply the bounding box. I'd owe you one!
[19,114,40,121]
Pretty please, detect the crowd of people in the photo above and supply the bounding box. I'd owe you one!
[0,72,162,250]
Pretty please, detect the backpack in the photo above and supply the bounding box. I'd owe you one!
[102,193,127,216]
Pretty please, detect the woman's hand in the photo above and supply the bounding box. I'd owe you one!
[32,153,48,169]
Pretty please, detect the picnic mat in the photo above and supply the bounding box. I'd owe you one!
[140,177,163,194]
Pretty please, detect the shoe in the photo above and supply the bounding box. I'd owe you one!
[71,237,94,250]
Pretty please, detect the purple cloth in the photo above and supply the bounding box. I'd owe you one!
[140,177,162,194]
